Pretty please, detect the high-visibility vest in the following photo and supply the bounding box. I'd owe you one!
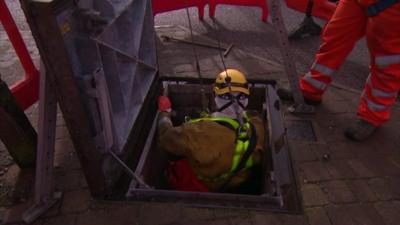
[188,116,257,182]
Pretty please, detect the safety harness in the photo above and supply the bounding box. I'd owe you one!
[188,115,258,186]
[367,0,399,16]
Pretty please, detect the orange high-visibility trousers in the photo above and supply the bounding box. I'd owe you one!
[300,0,400,126]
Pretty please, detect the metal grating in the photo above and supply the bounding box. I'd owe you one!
[285,120,317,142]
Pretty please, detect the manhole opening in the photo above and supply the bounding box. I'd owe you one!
[124,81,301,213]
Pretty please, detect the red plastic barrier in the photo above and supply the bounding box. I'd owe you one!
[0,0,39,110]
[209,0,269,22]
[285,0,337,21]
[152,0,207,20]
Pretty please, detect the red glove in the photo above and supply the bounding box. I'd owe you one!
[158,96,172,112]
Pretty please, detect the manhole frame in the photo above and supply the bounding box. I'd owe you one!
[125,79,302,213]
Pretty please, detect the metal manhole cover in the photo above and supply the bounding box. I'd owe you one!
[285,120,317,142]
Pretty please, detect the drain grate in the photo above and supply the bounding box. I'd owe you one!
[285,120,317,142]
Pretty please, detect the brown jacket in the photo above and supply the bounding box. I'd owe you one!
[158,112,265,191]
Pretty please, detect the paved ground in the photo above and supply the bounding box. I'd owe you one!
[1,1,400,225]
[0,1,40,223]
[154,3,370,91]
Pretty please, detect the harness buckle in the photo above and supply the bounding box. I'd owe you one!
[237,123,251,140]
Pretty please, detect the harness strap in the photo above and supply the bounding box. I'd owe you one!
[367,0,399,16]
[189,116,258,187]
[232,123,257,173]
[218,122,258,192]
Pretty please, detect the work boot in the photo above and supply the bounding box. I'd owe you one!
[276,88,322,106]
[344,119,377,142]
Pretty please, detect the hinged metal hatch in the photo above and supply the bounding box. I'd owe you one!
[20,0,159,196]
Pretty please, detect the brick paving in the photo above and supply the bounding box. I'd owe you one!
[1,3,400,225]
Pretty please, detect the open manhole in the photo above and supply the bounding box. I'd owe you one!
[125,81,302,212]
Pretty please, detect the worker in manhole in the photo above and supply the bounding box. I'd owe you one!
[157,69,265,193]
[278,0,400,142]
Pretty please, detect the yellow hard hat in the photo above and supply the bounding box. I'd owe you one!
[214,69,250,95]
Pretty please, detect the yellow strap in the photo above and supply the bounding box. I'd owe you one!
[191,117,254,182]
[231,139,253,172]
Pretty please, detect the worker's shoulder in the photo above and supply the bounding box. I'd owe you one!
[182,119,236,134]
[185,119,229,127]
[180,120,235,144]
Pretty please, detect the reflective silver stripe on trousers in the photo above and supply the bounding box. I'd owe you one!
[364,96,389,112]
[372,89,398,98]
[311,63,335,76]
[375,55,400,68]
[303,72,327,90]
[366,74,372,86]
[366,74,398,98]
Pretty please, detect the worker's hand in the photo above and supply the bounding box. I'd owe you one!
[158,96,172,112]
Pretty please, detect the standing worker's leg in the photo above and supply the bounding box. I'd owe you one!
[346,2,400,141]
[300,0,367,101]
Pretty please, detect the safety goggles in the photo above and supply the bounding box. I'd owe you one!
[216,93,248,112]
[217,93,249,101]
